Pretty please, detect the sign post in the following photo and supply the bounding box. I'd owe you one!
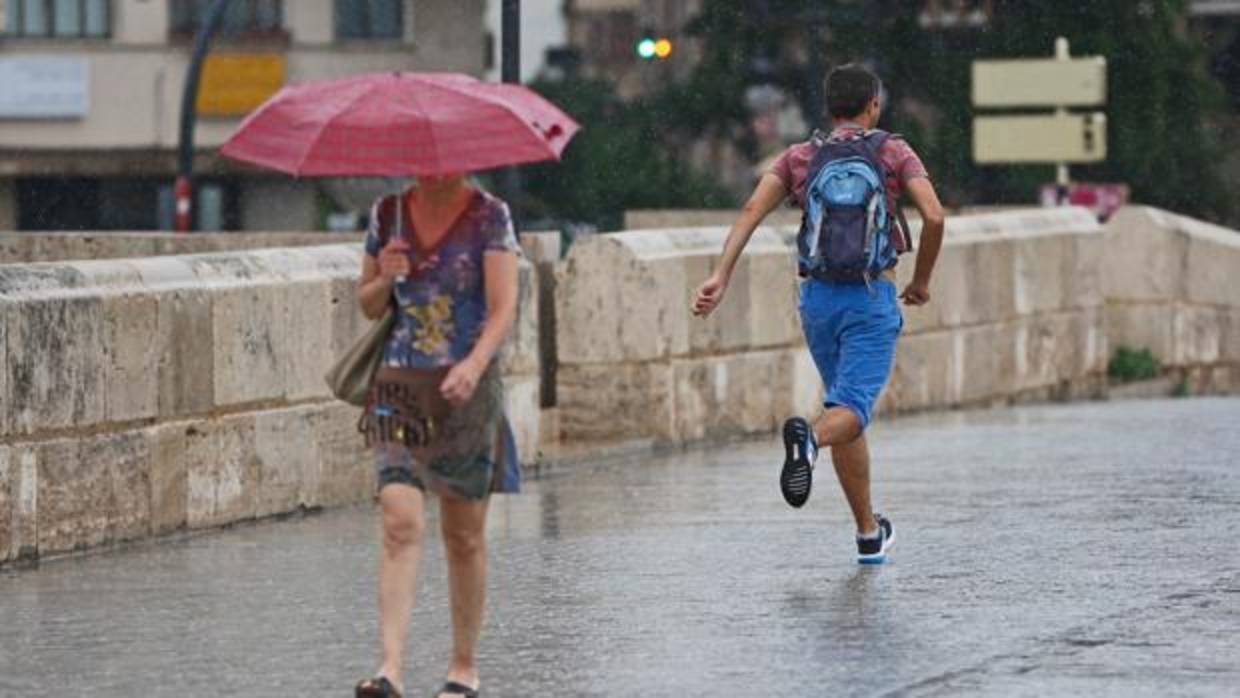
[972,37,1108,204]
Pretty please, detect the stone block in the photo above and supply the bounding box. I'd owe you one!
[185,415,259,529]
[1017,312,1081,393]
[556,236,688,365]
[1105,303,1175,364]
[501,260,540,378]
[5,295,106,436]
[156,289,216,418]
[255,407,320,518]
[212,286,283,407]
[1185,232,1240,308]
[281,281,335,401]
[1225,309,1240,363]
[99,431,153,543]
[1074,306,1108,378]
[1013,234,1068,316]
[5,448,38,561]
[887,331,956,412]
[519,231,562,266]
[686,252,753,356]
[102,293,160,423]
[671,351,786,442]
[0,446,10,562]
[1066,231,1105,311]
[1173,304,1222,366]
[957,324,1008,403]
[0,300,8,436]
[1102,207,1187,303]
[503,374,541,464]
[557,362,675,444]
[327,277,369,363]
[148,422,188,535]
[745,252,801,349]
[36,438,110,555]
[309,403,372,507]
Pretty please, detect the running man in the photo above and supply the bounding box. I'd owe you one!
[692,64,945,564]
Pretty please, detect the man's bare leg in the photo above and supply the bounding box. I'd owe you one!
[813,406,878,535]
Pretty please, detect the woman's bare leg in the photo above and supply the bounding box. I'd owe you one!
[438,495,490,692]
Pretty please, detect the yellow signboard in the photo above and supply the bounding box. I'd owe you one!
[197,53,285,116]
[974,112,1107,164]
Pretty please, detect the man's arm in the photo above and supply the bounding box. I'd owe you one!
[692,173,788,317]
[900,177,945,306]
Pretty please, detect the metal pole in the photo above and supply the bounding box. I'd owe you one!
[502,0,521,84]
[1054,36,1070,205]
[500,0,522,228]
[175,0,233,233]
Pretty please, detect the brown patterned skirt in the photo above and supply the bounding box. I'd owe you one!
[359,362,510,500]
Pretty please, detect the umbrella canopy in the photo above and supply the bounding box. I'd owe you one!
[219,72,580,177]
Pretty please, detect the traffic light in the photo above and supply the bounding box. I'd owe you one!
[636,35,673,60]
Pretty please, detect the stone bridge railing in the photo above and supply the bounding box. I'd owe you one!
[2,205,1237,565]
[0,245,539,564]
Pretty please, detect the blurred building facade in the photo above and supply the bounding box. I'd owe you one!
[0,0,486,232]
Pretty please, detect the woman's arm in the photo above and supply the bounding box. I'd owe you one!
[357,256,393,320]
[440,250,519,405]
[357,241,411,320]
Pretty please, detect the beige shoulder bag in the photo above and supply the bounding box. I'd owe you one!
[324,194,403,406]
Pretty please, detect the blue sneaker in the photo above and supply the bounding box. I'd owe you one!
[780,417,818,508]
[857,514,895,564]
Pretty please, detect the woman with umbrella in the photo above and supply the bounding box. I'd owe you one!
[222,73,578,698]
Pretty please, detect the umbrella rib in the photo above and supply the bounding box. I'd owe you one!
[295,84,377,176]
[403,77,442,175]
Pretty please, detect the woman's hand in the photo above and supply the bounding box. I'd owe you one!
[441,356,486,407]
[377,238,411,280]
[692,272,729,318]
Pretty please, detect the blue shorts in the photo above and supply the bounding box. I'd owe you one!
[798,277,903,430]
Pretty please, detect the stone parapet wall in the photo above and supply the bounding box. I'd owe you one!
[555,208,1109,447]
[0,245,540,564]
[1104,207,1240,393]
[4,205,1237,566]
[0,232,363,266]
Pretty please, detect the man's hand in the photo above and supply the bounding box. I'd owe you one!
[900,279,931,306]
[692,273,729,317]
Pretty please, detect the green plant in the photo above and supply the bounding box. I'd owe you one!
[1108,346,1161,384]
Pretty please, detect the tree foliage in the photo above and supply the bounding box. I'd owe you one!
[667,0,1234,222]
[518,77,733,231]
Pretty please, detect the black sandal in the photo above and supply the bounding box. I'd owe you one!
[434,680,480,698]
[356,676,402,698]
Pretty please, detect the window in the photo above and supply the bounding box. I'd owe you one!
[170,0,283,38]
[335,0,403,40]
[4,0,110,38]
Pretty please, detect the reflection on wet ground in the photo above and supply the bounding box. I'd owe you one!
[2,398,1238,696]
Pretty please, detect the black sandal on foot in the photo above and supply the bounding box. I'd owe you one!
[434,680,480,698]
[356,676,402,698]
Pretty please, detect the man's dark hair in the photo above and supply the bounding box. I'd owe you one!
[825,64,881,120]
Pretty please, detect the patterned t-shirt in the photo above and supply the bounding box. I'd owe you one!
[364,189,519,369]
[769,126,929,253]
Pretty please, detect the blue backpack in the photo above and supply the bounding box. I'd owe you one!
[798,129,911,284]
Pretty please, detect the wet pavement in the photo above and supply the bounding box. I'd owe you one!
[2,397,1238,697]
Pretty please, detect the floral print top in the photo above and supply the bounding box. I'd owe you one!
[364,188,519,369]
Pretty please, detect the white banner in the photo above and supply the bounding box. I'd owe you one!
[0,57,90,118]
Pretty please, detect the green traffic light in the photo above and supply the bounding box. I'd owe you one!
[636,38,657,59]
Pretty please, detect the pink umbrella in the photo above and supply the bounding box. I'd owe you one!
[219,72,579,177]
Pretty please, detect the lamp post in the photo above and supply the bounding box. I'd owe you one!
[175,0,233,233]
[500,0,522,228]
